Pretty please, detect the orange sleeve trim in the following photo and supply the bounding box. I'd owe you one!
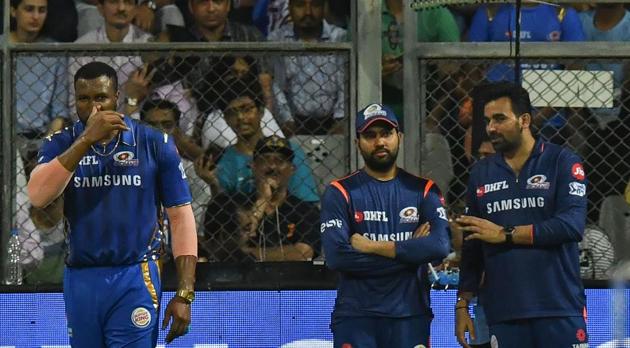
[423,180,435,198]
[583,307,588,323]
[331,181,349,203]
[530,225,535,245]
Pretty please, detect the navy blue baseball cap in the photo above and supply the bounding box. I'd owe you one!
[356,103,399,134]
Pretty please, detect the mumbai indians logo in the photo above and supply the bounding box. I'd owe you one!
[113,151,139,166]
[399,207,419,223]
[131,307,151,328]
[526,174,550,190]
[363,103,387,119]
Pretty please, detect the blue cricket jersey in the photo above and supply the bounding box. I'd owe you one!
[38,117,192,267]
[469,4,585,43]
[460,140,587,325]
[321,169,450,321]
[469,4,585,86]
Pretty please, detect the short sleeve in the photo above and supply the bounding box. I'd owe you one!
[156,132,192,207]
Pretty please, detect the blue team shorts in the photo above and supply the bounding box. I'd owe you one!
[331,315,431,348]
[489,316,588,348]
[64,261,162,348]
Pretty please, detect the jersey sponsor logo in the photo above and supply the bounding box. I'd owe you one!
[321,219,343,233]
[78,155,100,166]
[572,344,588,348]
[506,30,531,39]
[437,207,447,221]
[73,174,142,188]
[342,344,352,348]
[548,30,561,41]
[363,231,413,241]
[572,163,585,181]
[486,197,545,214]
[363,103,387,118]
[413,345,426,348]
[355,211,389,222]
[476,180,509,197]
[113,151,138,167]
[569,182,586,197]
[131,307,151,328]
[526,174,550,190]
[576,328,587,342]
[354,211,364,223]
[399,207,419,223]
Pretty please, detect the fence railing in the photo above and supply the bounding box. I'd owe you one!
[1,42,353,285]
[412,42,630,279]
[2,40,630,286]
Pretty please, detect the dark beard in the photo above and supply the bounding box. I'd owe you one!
[363,149,398,173]
[491,130,523,153]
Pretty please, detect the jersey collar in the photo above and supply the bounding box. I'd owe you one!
[120,116,136,146]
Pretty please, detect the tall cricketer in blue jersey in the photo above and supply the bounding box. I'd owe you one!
[27,62,198,347]
[321,103,450,348]
[455,82,588,348]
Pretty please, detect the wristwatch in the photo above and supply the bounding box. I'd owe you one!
[143,0,157,10]
[126,97,138,107]
[175,289,195,304]
[503,225,515,244]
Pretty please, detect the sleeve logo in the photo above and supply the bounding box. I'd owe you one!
[437,207,448,221]
[321,219,343,233]
[569,182,586,197]
[572,163,585,181]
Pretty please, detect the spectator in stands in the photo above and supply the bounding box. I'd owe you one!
[70,0,154,118]
[582,4,630,127]
[253,0,290,36]
[8,0,70,175]
[579,225,615,280]
[76,0,183,37]
[203,135,319,262]
[156,0,273,113]
[382,0,460,121]
[268,0,347,136]
[468,3,587,149]
[578,4,630,222]
[140,99,213,242]
[198,74,319,203]
[17,118,70,285]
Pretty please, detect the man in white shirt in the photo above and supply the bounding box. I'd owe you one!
[69,0,153,118]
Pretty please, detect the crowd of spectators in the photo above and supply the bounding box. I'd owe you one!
[2,0,629,283]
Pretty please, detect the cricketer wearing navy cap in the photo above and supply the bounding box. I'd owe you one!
[322,102,450,348]
[356,103,400,134]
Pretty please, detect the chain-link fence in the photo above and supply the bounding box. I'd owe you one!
[4,44,351,285]
[418,54,628,277]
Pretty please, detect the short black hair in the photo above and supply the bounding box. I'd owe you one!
[74,61,118,89]
[474,81,532,117]
[140,99,181,123]
[207,72,264,112]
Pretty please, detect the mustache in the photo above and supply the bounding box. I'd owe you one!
[371,148,390,156]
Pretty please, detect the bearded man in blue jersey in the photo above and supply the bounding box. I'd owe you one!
[27,62,198,347]
[455,82,588,348]
[320,103,451,348]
